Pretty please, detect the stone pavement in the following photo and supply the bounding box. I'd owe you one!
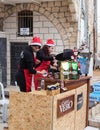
[88,69,100,129]
[93,69,100,83]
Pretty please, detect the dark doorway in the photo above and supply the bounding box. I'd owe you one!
[10,42,28,85]
[0,38,7,86]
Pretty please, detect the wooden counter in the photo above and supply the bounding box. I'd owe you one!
[8,76,91,130]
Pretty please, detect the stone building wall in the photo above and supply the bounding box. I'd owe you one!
[2,1,78,50]
[88,0,94,33]
[0,1,79,85]
[0,3,4,31]
[87,0,94,51]
[0,0,95,86]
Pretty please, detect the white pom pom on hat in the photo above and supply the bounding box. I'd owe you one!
[30,36,42,46]
[46,39,55,46]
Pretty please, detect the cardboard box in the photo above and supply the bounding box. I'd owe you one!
[47,88,60,96]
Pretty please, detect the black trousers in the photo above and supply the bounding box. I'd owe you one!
[15,71,26,92]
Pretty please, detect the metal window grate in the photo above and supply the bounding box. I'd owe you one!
[18,10,33,36]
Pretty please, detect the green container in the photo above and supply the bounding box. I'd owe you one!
[71,62,79,79]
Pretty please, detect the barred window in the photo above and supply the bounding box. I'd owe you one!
[18,10,33,36]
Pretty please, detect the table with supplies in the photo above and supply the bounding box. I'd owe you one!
[8,76,91,130]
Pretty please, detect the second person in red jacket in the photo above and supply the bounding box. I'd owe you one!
[34,39,55,90]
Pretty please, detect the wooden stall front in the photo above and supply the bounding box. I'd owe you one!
[8,76,91,130]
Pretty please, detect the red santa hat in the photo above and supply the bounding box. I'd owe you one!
[46,39,55,46]
[30,36,42,46]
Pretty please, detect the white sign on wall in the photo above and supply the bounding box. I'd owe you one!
[20,28,29,35]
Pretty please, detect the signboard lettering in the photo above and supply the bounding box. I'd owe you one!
[20,28,29,35]
[57,95,74,118]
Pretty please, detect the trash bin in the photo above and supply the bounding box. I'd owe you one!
[78,52,91,75]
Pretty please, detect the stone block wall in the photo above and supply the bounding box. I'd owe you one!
[2,0,96,86]
[2,1,78,51]
[0,1,79,85]
[0,3,4,31]
[0,0,95,87]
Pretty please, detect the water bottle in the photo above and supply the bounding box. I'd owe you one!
[60,80,67,93]
[41,78,45,90]
[61,80,64,88]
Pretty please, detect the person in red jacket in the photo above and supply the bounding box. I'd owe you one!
[34,39,55,90]
[15,36,45,92]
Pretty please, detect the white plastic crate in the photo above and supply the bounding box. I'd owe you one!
[94,87,100,94]
[89,92,100,102]
[93,82,100,88]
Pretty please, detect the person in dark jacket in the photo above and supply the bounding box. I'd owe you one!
[15,36,45,92]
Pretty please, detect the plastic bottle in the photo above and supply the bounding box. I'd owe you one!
[61,80,64,88]
[60,80,67,93]
[41,78,45,90]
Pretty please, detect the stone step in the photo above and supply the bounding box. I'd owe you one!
[89,119,100,129]
[84,126,99,130]
[3,127,8,130]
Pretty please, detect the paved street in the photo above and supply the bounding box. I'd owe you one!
[93,69,100,83]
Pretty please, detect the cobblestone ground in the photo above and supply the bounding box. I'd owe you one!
[93,69,100,83]
[89,69,100,129]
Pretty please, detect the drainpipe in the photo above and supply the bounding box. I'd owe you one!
[84,0,88,45]
[0,64,2,82]
[77,0,82,48]
[94,0,97,54]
